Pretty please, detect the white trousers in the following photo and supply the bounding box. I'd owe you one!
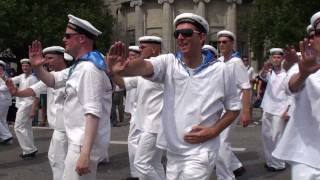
[14,105,37,154]
[48,130,68,180]
[216,119,242,180]
[291,162,320,180]
[128,121,141,177]
[0,105,12,140]
[134,131,165,180]
[63,144,105,180]
[261,112,286,169]
[166,151,217,180]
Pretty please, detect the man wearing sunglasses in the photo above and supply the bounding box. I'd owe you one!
[29,14,111,180]
[272,11,320,180]
[107,13,240,180]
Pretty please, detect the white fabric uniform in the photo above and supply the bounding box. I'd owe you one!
[0,78,12,140]
[52,61,112,180]
[148,54,241,180]
[247,66,255,82]
[260,70,288,169]
[12,73,38,154]
[30,79,67,180]
[272,65,320,179]
[124,76,165,180]
[216,56,251,180]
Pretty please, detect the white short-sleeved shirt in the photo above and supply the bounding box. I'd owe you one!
[12,73,38,108]
[260,70,288,116]
[247,66,256,81]
[124,76,164,133]
[273,69,320,169]
[0,78,11,107]
[148,53,241,155]
[30,76,65,132]
[53,61,112,147]
[124,77,137,114]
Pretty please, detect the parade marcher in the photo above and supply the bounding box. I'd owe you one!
[0,60,13,145]
[10,58,39,158]
[260,48,288,171]
[273,12,320,179]
[107,13,240,180]
[202,44,218,58]
[6,46,72,180]
[242,56,256,86]
[29,14,112,180]
[215,30,251,180]
[111,36,165,180]
[110,84,125,127]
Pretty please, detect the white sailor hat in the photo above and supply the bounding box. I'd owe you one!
[202,45,218,56]
[138,36,162,44]
[43,46,65,55]
[64,53,74,61]
[128,46,140,53]
[269,48,284,55]
[0,60,6,67]
[306,24,314,34]
[311,11,320,28]
[67,14,102,39]
[20,58,30,64]
[174,13,209,34]
[217,30,236,41]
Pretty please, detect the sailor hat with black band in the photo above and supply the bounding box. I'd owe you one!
[138,36,162,44]
[217,30,236,41]
[202,45,218,56]
[20,58,30,64]
[0,60,6,67]
[128,46,140,53]
[43,46,65,56]
[64,53,74,61]
[306,24,314,34]
[67,14,102,39]
[311,11,320,29]
[270,48,284,55]
[174,13,209,34]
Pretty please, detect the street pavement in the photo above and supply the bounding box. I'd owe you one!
[0,109,290,180]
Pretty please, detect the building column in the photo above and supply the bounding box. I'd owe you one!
[130,0,144,44]
[158,0,174,53]
[226,0,242,49]
[115,4,126,42]
[193,0,211,18]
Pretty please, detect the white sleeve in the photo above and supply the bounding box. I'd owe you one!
[223,64,241,111]
[52,68,69,89]
[123,77,138,90]
[284,64,300,95]
[234,59,251,90]
[147,54,171,83]
[11,75,21,85]
[30,81,47,97]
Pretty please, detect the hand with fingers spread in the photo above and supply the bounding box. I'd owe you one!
[5,79,17,96]
[29,40,46,68]
[183,125,218,144]
[106,41,128,75]
[283,45,299,71]
[298,38,320,77]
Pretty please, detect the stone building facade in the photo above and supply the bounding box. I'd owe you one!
[104,0,252,56]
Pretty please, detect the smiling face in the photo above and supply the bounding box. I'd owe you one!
[44,54,66,71]
[271,54,283,68]
[62,27,83,58]
[218,36,234,55]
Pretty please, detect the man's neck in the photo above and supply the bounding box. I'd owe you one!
[273,66,282,74]
[222,51,233,61]
[75,48,93,60]
[183,51,202,69]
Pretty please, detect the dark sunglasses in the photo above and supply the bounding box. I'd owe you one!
[64,33,79,39]
[315,29,320,37]
[217,40,230,44]
[173,29,200,39]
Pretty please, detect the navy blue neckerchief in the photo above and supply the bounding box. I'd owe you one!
[224,51,241,62]
[176,49,219,75]
[67,50,106,79]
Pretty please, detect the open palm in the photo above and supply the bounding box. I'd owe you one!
[29,40,46,68]
[299,39,320,77]
[106,42,129,74]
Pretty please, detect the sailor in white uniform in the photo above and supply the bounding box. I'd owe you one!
[107,13,241,180]
[29,14,111,180]
[10,58,39,158]
[6,46,73,180]
[0,60,13,145]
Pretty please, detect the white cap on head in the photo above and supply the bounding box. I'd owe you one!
[138,36,162,44]
[217,30,236,40]
[306,24,314,34]
[311,11,320,28]
[64,53,74,61]
[128,46,140,53]
[43,46,65,55]
[0,60,6,67]
[20,58,30,64]
[270,48,284,55]
[67,14,102,39]
[202,45,218,56]
[174,13,209,34]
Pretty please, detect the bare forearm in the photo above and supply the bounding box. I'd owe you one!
[31,97,39,112]
[111,75,125,89]
[211,110,240,137]
[242,89,251,113]
[119,59,154,77]
[34,66,55,87]
[15,88,36,97]
[81,114,99,157]
[289,73,308,93]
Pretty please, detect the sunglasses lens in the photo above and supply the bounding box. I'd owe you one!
[174,29,194,38]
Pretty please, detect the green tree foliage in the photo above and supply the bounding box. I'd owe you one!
[249,0,320,67]
[0,0,114,61]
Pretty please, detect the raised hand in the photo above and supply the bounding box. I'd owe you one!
[29,40,46,68]
[106,41,128,75]
[298,38,320,77]
[5,79,17,96]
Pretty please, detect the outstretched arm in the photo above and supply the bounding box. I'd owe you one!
[6,79,36,97]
